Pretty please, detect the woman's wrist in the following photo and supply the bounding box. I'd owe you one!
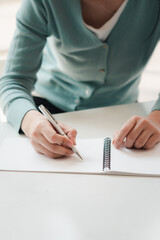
[147,110,160,128]
[21,110,45,137]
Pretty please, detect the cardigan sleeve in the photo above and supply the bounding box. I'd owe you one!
[151,39,160,112]
[0,0,48,131]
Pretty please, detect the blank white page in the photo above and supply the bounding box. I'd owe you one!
[0,137,104,174]
[111,144,160,175]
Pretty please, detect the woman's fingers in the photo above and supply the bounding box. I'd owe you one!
[23,110,78,158]
[124,119,152,148]
[59,122,77,145]
[33,142,65,159]
[113,116,160,150]
[113,116,137,148]
[30,122,75,158]
[31,133,74,156]
[143,134,160,150]
[38,121,76,148]
[41,126,74,148]
[132,129,152,149]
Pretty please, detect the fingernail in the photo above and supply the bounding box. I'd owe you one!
[114,141,119,149]
[113,139,118,148]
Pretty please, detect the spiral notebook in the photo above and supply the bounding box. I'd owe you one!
[0,136,160,176]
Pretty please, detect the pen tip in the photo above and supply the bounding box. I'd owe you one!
[77,152,83,160]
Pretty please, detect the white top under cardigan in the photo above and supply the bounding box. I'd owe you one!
[84,0,128,41]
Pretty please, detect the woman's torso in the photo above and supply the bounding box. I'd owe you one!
[81,0,126,28]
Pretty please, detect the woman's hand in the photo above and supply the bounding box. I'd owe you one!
[21,110,77,158]
[113,110,160,150]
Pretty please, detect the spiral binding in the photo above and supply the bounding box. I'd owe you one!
[103,137,111,172]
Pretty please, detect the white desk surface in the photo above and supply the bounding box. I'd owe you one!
[0,101,160,240]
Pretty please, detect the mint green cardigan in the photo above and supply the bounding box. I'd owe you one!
[0,0,160,131]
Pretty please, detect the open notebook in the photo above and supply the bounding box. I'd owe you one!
[0,136,160,176]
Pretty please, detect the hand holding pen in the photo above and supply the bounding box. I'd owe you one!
[39,105,83,160]
[21,105,82,159]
